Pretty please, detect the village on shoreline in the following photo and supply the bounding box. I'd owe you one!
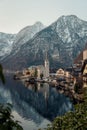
[14,47,87,103]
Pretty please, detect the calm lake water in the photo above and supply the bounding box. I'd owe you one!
[0,73,73,130]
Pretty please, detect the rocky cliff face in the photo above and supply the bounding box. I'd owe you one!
[0,32,16,60]
[12,22,45,54]
[0,22,45,62]
[2,15,87,70]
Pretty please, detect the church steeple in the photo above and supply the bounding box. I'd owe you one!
[44,51,49,78]
[45,51,48,61]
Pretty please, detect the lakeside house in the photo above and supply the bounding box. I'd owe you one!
[73,43,87,78]
[81,59,87,82]
[56,68,71,78]
[71,43,87,88]
[74,43,87,64]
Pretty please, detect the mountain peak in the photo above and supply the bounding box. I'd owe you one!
[58,15,79,21]
[51,14,87,36]
[55,15,81,24]
[11,21,45,54]
[60,15,78,19]
[55,15,86,26]
[34,21,44,26]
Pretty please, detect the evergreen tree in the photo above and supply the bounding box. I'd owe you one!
[41,88,87,130]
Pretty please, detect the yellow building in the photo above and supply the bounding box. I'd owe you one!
[56,68,65,77]
[56,68,72,78]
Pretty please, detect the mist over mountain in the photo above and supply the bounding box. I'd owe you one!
[1,15,87,70]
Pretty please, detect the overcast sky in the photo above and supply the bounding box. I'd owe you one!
[0,0,87,33]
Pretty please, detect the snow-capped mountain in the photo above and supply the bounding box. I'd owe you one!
[2,15,87,70]
[52,15,87,41]
[0,22,45,61]
[0,32,16,60]
[12,22,45,53]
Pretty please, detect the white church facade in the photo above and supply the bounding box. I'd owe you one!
[37,54,49,79]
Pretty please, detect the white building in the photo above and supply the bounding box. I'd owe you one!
[37,65,45,79]
[37,53,49,79]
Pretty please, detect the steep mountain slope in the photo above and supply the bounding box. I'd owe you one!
[0,32,16,60]
[2,15,87,70]
[12,22,45,54]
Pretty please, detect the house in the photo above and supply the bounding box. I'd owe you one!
[56,68,72,79]
[23,66,37,77]
[37,65,45,79]
[73,44,87,77]
[74,43,87,64]
[81,59,87,81]
[56,68,65,78]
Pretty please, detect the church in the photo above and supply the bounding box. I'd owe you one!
[37,53,49,79]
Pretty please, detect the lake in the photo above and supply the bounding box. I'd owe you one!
[0,73,73,130]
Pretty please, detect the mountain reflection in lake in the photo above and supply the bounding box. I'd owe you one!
[0,74,73,130]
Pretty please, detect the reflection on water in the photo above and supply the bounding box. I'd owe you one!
[24,82,73,120]
[0,74,73,130]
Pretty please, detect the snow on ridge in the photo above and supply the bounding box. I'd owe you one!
[0,33,16,59]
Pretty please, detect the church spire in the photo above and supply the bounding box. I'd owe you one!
[45,50,48,61]
[44,50,49,78]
